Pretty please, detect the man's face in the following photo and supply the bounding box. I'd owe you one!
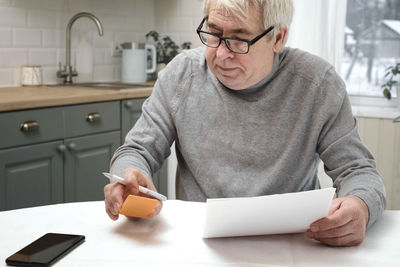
[205,2,276,90]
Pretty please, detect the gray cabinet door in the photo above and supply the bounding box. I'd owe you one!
[121,98,146,143]
[64,131,120,202]
[121,98,168,196]
[0,141,63,211]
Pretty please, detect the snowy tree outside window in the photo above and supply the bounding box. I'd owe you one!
[343,0,400,99]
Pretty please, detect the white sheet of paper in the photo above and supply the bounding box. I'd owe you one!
[203,187,336,238]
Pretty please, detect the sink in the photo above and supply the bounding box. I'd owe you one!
[50,82,152,90]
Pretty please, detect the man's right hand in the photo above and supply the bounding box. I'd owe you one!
[104,168,162,220]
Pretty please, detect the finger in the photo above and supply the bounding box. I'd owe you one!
[310,208,352,232]
[124,168,158,197]
[105,198,119,220]
[124,168,140,195]
[147,201,163,218]
[315,233,363,247]
[106,205,119,221]
[104,182,124,218]
[104,184,115,216]
[134,170,157,191]
[306,219,355,239]
[327,198,341,215]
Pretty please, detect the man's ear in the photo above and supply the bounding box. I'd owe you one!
[273,27,288,53]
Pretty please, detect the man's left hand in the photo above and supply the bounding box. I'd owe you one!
[306,195,369,246]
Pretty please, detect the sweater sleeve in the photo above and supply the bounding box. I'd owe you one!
[109,52,188,181]
[316,68,386,228]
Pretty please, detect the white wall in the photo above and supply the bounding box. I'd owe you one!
[0,0,205,87]
[0,0,155,86]
[154,0,203,49]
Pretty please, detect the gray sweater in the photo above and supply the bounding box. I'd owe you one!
[111,47,386,228]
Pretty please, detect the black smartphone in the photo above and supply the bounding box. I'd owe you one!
[5,233,85,267]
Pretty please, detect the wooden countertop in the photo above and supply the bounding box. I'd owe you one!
[0,84,153,112]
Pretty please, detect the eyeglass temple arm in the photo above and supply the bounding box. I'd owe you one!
[197,17,207,32]
[249,25,275,45]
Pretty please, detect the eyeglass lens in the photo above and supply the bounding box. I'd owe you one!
[199,32,249,53]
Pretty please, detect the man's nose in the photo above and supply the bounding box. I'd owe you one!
[216,40,234,59]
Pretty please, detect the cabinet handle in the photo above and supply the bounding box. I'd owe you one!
[20,120,39,132]
[124,101,133,108]
[67,143,76,151]
[86,112,101,123]
[57,144,66,153]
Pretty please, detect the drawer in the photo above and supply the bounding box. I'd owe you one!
[64,101,120,137]
[0,107,64,149]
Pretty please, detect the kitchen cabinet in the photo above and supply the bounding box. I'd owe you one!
[0,141,63,210]
[122,98,168,196]
[0,101,120,211]
[0,97,169,211]
[64,131,120,202]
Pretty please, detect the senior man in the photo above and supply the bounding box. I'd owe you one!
[104,0,386,247]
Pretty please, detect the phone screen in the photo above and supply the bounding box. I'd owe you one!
[6,233,85,267]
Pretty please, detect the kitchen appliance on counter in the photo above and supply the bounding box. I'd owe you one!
[121,43,156,83]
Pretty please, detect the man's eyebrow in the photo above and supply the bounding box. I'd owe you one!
[206,21,252,35]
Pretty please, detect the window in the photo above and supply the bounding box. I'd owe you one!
[342,0,400,99]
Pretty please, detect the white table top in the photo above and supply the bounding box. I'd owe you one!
[0,200,399,267]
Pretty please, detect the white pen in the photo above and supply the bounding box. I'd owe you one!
[102,172,167,201]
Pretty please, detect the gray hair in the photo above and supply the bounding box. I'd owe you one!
[203,0,294,40]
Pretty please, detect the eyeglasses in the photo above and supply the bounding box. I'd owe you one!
[196,17,274,54]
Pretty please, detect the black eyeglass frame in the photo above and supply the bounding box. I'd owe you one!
[196,17,275,54]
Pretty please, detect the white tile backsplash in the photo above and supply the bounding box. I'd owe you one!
[0,68,14,86]
[42,30,63,48]
[93,64,114,81]
[14,28,42,47]
[90,0,115,15]
[114,32,136,44]
[0,0,11,7]
[115,0,135,17]
[102,14,127,32]
[0,48,28,67]
[42,66,58,84]
[135,0,154,18]
[0,0,204,87]
[155,0,179,19]
[28,10,58,29]
[41,0,67,11]
[181,0,203,17]
[29,48,57,66]
[0,28,12,47]
[155,0,202,48]
[104,51,120,65]
[93,31,114,48]
[126,16,148,32]
[93,48,105,64]
[12,0,38,9]
[68,0,91,13]
[0,7,26,27]
[167,17,195,32]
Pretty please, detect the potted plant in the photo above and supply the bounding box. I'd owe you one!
[382,62,400,102]
[146,31,191,73]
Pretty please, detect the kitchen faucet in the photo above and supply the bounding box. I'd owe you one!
[57,12,103,84]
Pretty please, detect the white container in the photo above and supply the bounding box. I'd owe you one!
[75,32,93,82]
[121,44,156,83]
[21,65,42,86]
